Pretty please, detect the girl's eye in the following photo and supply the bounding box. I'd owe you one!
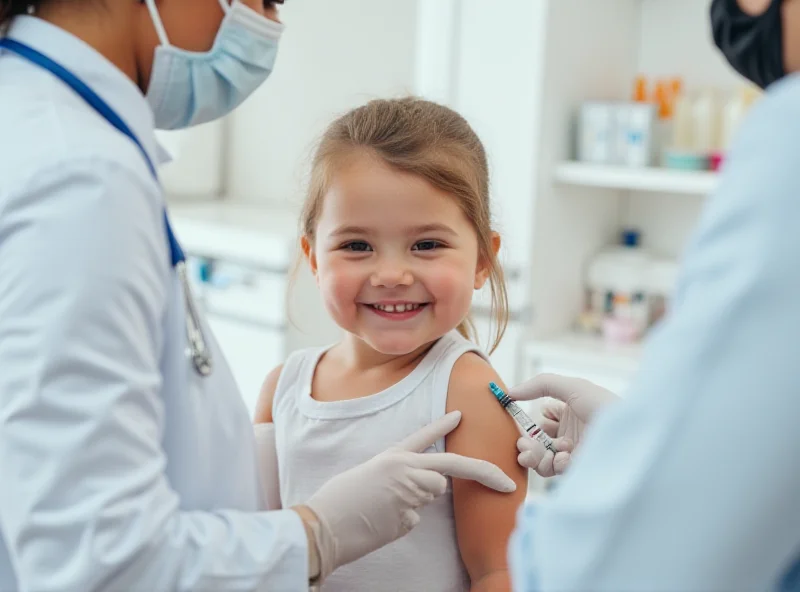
[342,241,372,252]
[413,240,443,252]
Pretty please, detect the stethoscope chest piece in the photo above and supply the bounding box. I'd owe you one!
[177,262,214,378]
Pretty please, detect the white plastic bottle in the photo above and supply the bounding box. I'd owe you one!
[692,88,721,154]
[671,93,694,151]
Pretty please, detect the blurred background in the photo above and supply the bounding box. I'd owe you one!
[160,0,759,420]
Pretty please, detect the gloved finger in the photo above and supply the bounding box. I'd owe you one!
[536,449,557,478]
[412,452,516,492]
[517,435,540,454]
[517,435,572,454]
[516,437,546,471]
[400,509,421,533]
[397,411,462,453]
[542,401,564,423]
[553,451,572,475]
[541,415,560,437]
[554,437,574,453]
[508,373,572,402]
[517,436,573,475]
[407,467,448,498]
[506,407,558,439]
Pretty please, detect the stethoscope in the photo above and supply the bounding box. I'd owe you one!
[0,38,214,378]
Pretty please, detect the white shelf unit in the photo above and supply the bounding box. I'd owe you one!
[519,0,746,391]
[554,161,719,196]
[416,0,747,390]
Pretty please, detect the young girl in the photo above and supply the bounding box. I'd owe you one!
[255,98,527,591]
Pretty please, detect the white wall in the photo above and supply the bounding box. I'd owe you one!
[225,0,419,207]
[637,0,747,93]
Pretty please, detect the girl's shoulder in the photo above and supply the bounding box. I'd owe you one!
[252,345,330,423]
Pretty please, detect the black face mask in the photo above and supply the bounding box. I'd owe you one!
[710,0,785,89]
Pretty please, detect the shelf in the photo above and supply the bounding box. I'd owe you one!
[554,161,719,195]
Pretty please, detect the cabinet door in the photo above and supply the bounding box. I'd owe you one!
[207,315,285,420]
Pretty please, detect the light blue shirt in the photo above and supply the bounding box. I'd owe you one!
[0,16,308,591]
[511,72,800,591]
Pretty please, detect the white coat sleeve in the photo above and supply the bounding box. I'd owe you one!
[0,159,308,592]
[254,423,283,510]
[511,77,800,592]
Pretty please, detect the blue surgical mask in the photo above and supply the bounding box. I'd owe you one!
[144,0,282,130]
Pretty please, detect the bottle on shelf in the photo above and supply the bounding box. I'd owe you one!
[692,87,721,154]
[579,229,678,345]
[575,75,750,173]
[632,74,649,103]
[670,77,683,100]
[653,80,674,165]
[622,75,658,168]
[671,86,693,151]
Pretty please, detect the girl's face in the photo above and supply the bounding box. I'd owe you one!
[304,152,496,356]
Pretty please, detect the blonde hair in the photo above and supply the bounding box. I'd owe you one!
[300,97,508,353]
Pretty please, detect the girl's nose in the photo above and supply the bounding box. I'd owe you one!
[370,259,413,288]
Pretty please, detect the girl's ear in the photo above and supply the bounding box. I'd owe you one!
[474,232,501,290]
[301,236,318,279]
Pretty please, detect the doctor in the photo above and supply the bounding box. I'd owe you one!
[507,0,800,590]
[0,1,516,591]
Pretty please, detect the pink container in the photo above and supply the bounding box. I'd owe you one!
[602,317,639,345]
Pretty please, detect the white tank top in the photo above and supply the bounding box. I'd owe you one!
[272,331,485,592]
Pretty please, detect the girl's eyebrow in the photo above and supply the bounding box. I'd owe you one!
[331,225,370,237]
[330,223,458,237]
[411,223,458,237]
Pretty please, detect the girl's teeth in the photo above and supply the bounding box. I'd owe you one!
[374,303,421,313]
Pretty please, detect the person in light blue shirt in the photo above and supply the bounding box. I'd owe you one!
[507,1,800,590]
[0,2,516,591]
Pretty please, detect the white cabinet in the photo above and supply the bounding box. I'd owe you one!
[207,315,284,420]
[198,259,288,419]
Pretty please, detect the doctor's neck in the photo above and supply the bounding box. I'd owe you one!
[35,2,156,94]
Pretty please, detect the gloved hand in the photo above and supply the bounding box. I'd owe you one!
[297,411,516,583]
[509,373,620,477]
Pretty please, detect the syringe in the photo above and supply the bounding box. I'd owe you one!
[489,382,558,454]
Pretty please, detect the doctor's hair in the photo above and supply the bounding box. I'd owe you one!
[299,96,509,354]
[1,0,105,24]
[0,0,38,22]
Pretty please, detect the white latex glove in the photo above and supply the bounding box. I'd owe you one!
[253,423,282,510]
[302,410,516,582]
[509,373,620,477]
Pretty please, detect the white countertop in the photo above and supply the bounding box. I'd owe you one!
[168,201,300,270]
